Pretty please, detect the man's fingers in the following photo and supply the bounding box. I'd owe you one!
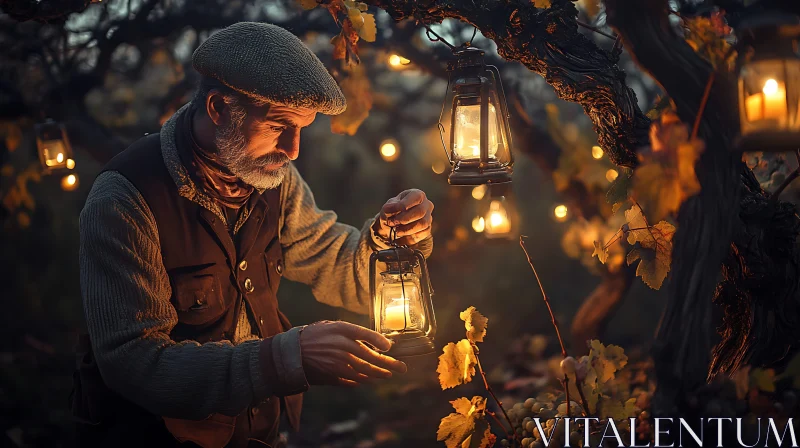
[347,354,393,379]
[393,211,432,237]
[382,190,426,217]
[395,227,432,246]
[387,202,433,227]
[333,321,393,352]
[349,341,408,374]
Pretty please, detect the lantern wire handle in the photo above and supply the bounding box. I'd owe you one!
[388,226,409,331]
[468,26,478,46]
[436,76,453,163]
[425,26,456,50]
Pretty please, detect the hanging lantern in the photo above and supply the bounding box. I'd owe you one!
[438,46,514,185]
[735,13,800,152]
[369,241,436,358]
[481,184,517,240]
[35,120,74,173]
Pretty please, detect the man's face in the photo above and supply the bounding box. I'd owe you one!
[215,100,317,190]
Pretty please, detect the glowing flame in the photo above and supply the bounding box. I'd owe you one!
[66,159,76,169]
[472,216,485,233]
[763,78,779,96]
[56,153,64,163]
[388,54,410,68]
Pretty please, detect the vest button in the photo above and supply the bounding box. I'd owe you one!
[239,260,248,271]
[276,261,283,275]
[259,317,264,326]
[244,278,254,293]
[195,299,204,306]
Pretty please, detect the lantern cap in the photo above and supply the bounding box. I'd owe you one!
[448,46,486,71]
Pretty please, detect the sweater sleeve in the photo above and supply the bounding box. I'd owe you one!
[278,165,433,315]
[79,171,306,420]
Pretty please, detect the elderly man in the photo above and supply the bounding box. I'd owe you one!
[73,22,434,447]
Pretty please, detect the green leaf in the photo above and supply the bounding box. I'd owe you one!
[606,167,632,205]
[588,340,628,383]
[358,13,377,42]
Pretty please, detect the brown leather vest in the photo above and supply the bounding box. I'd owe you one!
[73,133,301,448]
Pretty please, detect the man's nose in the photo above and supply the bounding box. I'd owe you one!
[277,128,301,161]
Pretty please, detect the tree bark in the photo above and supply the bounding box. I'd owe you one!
[570,264,637,351]
[605,0,741,414]
[362,0,649,168]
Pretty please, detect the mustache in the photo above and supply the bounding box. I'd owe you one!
[254,152,291,167]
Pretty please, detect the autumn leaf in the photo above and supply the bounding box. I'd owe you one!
[330,32,347,60]
[588,339,628,384]
[775,352,800,389]
[606,167,632,206]
[623,205,675,289]
[358,13,377,42]
[751,368,776,393]
[533,0,552,8]
[295,0,319,9]
[577,0,600,18]
[437,396,488,448]
[460,306,488,343]
[330,64,372,135]
[437,339,477,390]
[592,240,609,264]
[633,113,704,223]
[597,397,637,421]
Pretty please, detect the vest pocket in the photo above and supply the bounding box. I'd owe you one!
[170,272,225,326]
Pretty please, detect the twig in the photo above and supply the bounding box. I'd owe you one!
[519,236,570,417]
[575,381,591,418]
[486,410,512,438]
[472,345,517,445]
[770,149,800,202]
[576,20,617,40]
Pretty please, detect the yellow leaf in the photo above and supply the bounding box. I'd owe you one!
[588,340,628,384]
[347,6,364,29]
[358,12,377,42]
[330,65,372,135]
[330,31,347,60]
[533,0,551,8]
[751,368,776,393]
[592,240,609,264]
[295,0,319,9]
[460,306,488,343]
[624,206,675,289]
[578,0,600,18]
[437,339,477,389]
[17,211,30,228]
[437,396,488,448]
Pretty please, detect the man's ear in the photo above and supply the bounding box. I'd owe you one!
[205,90,228,126]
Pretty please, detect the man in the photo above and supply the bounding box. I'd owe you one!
[73,22,434,448]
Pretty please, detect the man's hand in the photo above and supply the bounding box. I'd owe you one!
[374,189,434,247]
[299,321,407,387]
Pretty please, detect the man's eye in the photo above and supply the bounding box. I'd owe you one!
[270,126,286,132]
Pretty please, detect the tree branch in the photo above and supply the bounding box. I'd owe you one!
[361,0,649,167]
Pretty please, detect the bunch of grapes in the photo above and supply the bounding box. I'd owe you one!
[499,397,586,448]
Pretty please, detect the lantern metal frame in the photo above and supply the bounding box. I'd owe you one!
[368,238,436,358]
[35,120,75,173]
[438,45,514,186]
[734,12,800,152]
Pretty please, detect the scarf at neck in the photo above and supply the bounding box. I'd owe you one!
[177,106,255,210]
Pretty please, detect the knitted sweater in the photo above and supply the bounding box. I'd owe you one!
[79,104,432,420]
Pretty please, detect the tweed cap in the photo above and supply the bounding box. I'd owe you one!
[192,22,346,115]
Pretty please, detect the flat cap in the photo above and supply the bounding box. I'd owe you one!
[192,22,346,115]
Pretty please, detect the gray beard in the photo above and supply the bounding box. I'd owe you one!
[215,107,289,190]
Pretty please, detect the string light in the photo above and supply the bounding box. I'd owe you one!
[66,159,76,169]
[471,216,485,233]
[606,169,619,182]
[554,204,568,222]
[591,145,604,159]
[61,174,79,191]
[380,139,400,162]
[388,54,411,68]
[471,185,487,200]
[431,161,446,174]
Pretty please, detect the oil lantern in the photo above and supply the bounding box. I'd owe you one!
[481,184,517,240]
[439,46,514,185]
[369,243,436,357]
[35,120,75,173]
[735,13,800,152]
